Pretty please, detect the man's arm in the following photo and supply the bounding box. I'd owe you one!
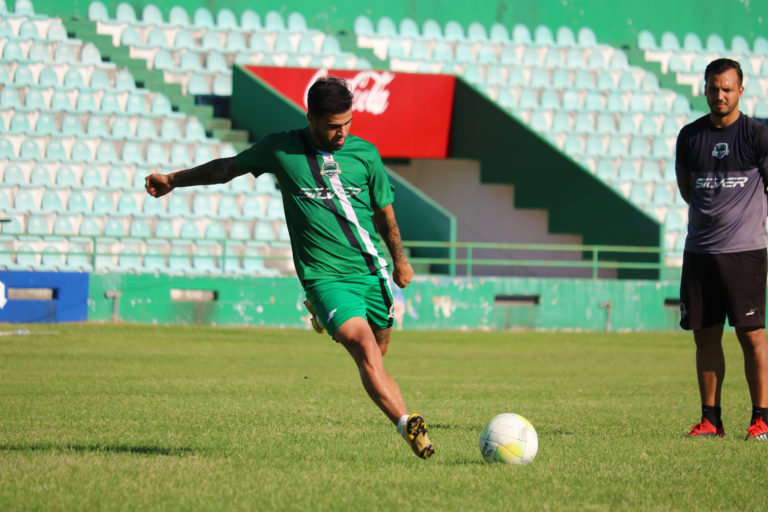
[145,157,248,198]
[373,204,414,288]
[675,165,691,204]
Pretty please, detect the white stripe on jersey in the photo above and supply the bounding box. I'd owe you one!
[319,151,388,269]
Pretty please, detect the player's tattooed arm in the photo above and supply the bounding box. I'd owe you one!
[374,205,414,288]
[145,157,248,198]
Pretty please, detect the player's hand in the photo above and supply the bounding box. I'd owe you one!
[145,174,173,198]
[393,260,414,288]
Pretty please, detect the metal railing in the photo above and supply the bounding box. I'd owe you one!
[0,234,666,280]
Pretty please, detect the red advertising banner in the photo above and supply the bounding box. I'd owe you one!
[243,66,456,159]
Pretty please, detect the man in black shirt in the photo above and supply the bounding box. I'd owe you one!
[676,58,768,440]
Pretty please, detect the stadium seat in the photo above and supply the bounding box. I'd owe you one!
[88,1,109,21]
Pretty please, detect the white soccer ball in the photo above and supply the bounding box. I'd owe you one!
[479,413,538,465]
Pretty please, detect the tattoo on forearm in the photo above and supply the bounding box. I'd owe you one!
[171,158,239,187]
[380,215,407,264]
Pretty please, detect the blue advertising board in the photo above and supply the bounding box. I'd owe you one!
[0,271,89,323]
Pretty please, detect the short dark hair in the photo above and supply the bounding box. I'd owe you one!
[307,76,353,117]
[705,58,743,86]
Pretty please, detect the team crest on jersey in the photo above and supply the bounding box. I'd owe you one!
[711,142,729,159]
[320,161,342,177]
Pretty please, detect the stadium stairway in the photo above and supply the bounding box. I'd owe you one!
[61,16,249,150]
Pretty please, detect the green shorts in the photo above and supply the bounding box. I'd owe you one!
[304,272,394,337]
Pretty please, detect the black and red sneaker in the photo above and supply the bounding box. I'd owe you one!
[686,418,725,437]
[745,417,768,441]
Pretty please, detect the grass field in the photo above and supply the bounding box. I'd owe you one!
[1,324,766,511]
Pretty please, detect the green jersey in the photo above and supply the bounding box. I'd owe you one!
[234,128,395,285]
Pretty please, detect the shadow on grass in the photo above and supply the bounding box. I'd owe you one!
[0,443,194,456]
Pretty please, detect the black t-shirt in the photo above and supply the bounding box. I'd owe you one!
[675,113,768,253]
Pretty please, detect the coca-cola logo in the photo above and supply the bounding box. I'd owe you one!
[304,69,395,115]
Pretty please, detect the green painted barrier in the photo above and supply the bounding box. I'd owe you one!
[89,273,683,332]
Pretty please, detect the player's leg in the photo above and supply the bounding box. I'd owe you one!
[371,325,391,355]
[682,251,726,436]
[694,323,726,407]
[333,316,406,424]
[725,249,768,439]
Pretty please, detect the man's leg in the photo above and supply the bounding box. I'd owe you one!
[735,326,768,407]
[334,316,405,424]
[694,323,726,406]
[371,325,391,356]
[335,318,434,458]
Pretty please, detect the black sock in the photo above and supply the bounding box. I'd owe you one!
[751,406,768,423]
[702,405,721,427]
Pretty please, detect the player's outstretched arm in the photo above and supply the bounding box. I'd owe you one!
[374,204,413,288]
[145,157,246,198]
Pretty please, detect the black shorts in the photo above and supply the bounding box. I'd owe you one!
[679,249,767,330]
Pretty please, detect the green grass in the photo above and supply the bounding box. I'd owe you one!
[1,324,766,511]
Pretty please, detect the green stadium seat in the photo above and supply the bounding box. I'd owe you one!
[354,15,374,36]
[637,30,656,50]
[574,69,595,89]
[682,32,702,51]
[107,167,129,190]
[19,139,41,160]
[146,28,169,48]
[193,145,214,165]
[18,20,37,40]
[727,35,749,53]
[119,26,140,46]
[9,113,31,134]
[168,245,193,272]
[14,244,39,269]
[53,217,76,236]
[169,5,190,26]
[660,31,680,50]
[67,191,89,214]
[154,219,174,238]
[489,23,509,43]
[194,6,215,27]
[565,48,586,68]
[129,218,151,238]
[512,24,532,44]
[53,44,74,63]
[639,117,658,136]
[216,195,238,218]
[142,4,163,24]
[45,138,67,161]
[287,11,307,32]
[170,144,191,166]
[179,220,199,240]
[227,32,247,52]
[573,113,593,133]
[140,245,164,271]
[577,27,597,46]
[26,215,48,236]
[2,41,23,60]
[421,19,442,39]
[114,69,135,90]
[555,26,575,46]
[96,140,120,163]
[78,217,101,238]
[54,166,77,188]
[204,222,227,240]
[534,25,555,45]
[88,0,108,21]
[34,112,59,135]
[81,167,102,188]
[116,2,136,22]
[1,163,23,186]
[13,65,34,85]
[92,192,114,214]
[0,138,14,160]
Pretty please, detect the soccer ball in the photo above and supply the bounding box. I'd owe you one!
[479,413,538,465]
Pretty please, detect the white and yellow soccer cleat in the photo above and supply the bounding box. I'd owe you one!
[303,299,325,334]
[403,413,434,459]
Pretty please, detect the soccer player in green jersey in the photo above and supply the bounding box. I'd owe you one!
[145,77,434,459]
